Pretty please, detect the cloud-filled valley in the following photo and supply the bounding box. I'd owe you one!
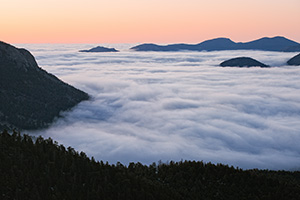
[21,44,300,170]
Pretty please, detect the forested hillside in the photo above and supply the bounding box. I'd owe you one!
[1,130,300,200]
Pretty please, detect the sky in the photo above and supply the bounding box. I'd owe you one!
[23,43,300,170]
[1,0,300,43]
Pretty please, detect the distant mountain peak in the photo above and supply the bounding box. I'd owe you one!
[79,46,118,52]
[272,36,286,39]
[131,36,300,52]
[203,37,233,41]
[253,36,293,41]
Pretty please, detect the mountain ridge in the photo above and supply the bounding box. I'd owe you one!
[131,36,300,52]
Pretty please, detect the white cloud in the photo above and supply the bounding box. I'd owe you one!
[22,44,300,170]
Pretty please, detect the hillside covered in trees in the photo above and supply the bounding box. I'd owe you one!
[1,130,300,200]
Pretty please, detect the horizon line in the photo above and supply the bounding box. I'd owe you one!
[10,35,300,45]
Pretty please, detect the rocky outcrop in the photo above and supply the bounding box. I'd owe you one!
[79,46,118,52]
[287,53,300,66]
[220,57,269,68]
[0,41,89,130]
[131,36,300,52]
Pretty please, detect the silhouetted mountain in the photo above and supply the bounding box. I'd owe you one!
[220,57,269,68]
[79,46,118,52]
[287,53,300,66]
[130,43,196,51]
[284,45,300,52]
[195,38,237,51]
[131,36,300,52]
[236,36,299,51]
[0,41,89,130]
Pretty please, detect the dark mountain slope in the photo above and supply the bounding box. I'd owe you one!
[0,41,89,130]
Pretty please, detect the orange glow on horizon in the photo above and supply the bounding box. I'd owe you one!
[1,0,300,44]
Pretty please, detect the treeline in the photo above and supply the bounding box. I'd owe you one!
[0,130,300,200]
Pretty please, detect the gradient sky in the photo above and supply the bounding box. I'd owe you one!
[1,0,300,43]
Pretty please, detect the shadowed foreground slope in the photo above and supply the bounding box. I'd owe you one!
[0,41,89,130]
[1,130,299,200]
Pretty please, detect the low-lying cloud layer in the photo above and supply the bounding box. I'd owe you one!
[22,44,300,170]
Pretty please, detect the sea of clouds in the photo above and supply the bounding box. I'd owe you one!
[19,43,300,170]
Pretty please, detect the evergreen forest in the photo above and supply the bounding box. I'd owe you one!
[1,130,300,200]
